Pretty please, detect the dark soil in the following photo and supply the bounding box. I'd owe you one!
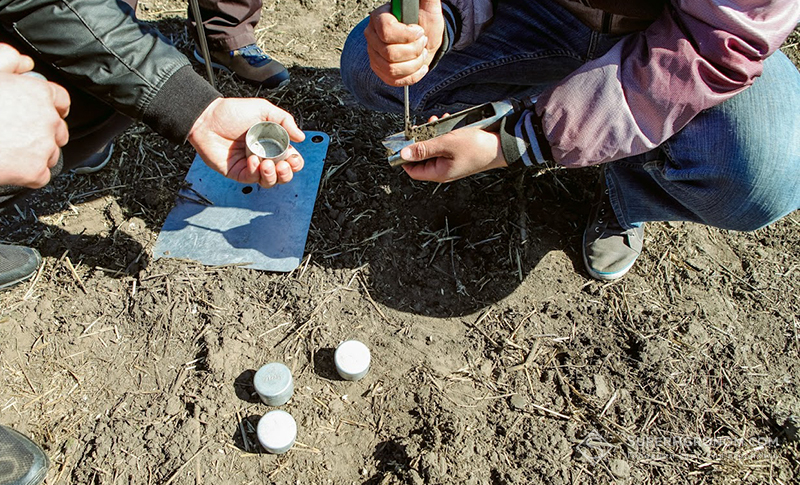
[1,2,798,484]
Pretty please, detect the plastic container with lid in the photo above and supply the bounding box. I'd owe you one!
[334,340,371,381]
[257,410,297,454]
[253,362,294,406]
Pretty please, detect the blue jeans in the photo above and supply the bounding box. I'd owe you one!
[340,0,800,231]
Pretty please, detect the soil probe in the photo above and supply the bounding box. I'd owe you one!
[188,0,216,89]
[391,0,419,139]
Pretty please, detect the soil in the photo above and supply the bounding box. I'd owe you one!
[1,2,799,484]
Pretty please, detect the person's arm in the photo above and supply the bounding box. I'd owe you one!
[0,44,69,188]
[504,0,800,168]
[0,0,219,143]
[0,0,305,187]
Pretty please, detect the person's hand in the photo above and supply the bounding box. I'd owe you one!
[187,98,305,188]
[0,43,34,74]
[399,124,507,183]
[364,0,445,86]
[0,72,70,188]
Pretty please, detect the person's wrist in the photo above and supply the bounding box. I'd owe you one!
[490,132,508,169]
[188,97,223,146]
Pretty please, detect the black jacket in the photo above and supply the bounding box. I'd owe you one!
[0,0,220,143]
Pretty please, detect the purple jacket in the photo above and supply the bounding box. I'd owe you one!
[443,0,800,167]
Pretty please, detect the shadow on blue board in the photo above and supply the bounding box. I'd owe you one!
[153,132,330,272]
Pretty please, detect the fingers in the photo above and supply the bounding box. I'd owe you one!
[283,148,304,172]
[262,104,305,143]
[259,159,278,188]
[400,136,450,163]
[365,9,430,86]
[367,44,429,86]
[257,148,304,188]
[366,15,427,57]
[28,165,53,188]
[54,118,69,148]
[369,6,426,44]
[46,145,60,169]
[398,139,450,182]
[49,82,71,118]
[0,43,34,74]
[25,147,58,188]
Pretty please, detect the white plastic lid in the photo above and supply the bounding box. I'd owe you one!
[257,410,297,454]
[334,340,371,381]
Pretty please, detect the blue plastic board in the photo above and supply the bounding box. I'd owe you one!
[153,131,329,272]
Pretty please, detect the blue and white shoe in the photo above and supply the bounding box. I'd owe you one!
[194,44,289,89]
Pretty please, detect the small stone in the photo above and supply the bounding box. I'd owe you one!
[509,394,527,410]
[594,374,612,400]
[407,469,424,485]
[165,396,182,416]
[609,458,630,479]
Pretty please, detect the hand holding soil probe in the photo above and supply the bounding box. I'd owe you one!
[383,100,516,182]
[187,97,305,189]
[364,0,444,87]
[400,120,507,183]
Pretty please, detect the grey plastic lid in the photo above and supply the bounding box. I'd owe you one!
[253,362,294,406]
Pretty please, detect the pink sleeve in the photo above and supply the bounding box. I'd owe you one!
[536,0,800,168]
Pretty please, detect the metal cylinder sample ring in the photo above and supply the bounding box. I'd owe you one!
[245,121,290,162]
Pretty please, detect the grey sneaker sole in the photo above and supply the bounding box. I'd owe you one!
[0,247,42,290]
[193,50,291,89]
[0,270,39,290]
[0,425,50,485]
[72,142,114,175]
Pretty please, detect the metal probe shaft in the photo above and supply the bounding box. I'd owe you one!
[404,86,411,138]
[392,0,420,140]
[189,0,216,89]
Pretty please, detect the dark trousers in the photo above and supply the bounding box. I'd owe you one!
[187,0,262,51]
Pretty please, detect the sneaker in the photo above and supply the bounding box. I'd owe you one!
[72,141,114,175]
[582,171,644,281]
[194,44,290,89]
[0,245,41,290]
[0,425,50,485]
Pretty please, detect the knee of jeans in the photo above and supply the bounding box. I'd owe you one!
[707,167,799,232]
[340,19,395,111]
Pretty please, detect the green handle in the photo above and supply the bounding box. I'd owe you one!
[391,0,419,24]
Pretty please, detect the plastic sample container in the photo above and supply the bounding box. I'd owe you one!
[253,362,294,406]
[257,410,297,454]
[334,340,371,381]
